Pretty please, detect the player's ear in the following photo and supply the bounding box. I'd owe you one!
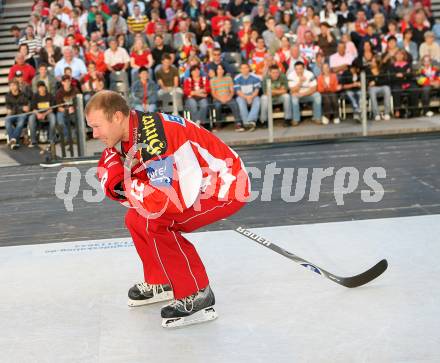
[113,111,124,125]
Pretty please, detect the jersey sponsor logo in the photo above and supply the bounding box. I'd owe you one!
[161,113,186,127]
[136,112,168,161]
[146,156,174,188]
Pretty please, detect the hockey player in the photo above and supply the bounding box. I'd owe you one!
[86,90,250,328]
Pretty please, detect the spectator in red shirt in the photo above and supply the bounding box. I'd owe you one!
[317,63,341,125]
[241,29,258,60]
[274,36,292,72]
[238,15,252,44]
[268,0,280,16]
[96,0,111,16]
[32,0,50,18]
[183,64,210,126]
[130,36,154,81]
[414,0,432,11]
[211,8,230,37]
[250,37,269,76]
[8,54,36,85]
[145,9,166,35]
[85,41,108,74]
[166,0,184,33]
[65,25,88,48]
[351,9,369,51]
[81,62,105,103]
[203,0,220,20]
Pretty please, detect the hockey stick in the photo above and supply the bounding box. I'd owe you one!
[233,225,387,288]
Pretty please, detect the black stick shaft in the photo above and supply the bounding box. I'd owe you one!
[233,225,387,288]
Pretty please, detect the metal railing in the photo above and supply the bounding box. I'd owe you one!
[5,95,87,161]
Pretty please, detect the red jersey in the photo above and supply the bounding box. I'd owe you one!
[145,20,167,35]
[85,51,107,73]
[211,15,230,37]
[119,111,250,215]
[100,3,111,15]
[183,76,210,97]
[64,32,86,47]
[8,64,36,85]
[130,49,151,67]
[354,20,368,37]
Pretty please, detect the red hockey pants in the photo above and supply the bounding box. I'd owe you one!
[125,197,246,299]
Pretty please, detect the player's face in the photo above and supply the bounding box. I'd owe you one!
[87,109,123,148]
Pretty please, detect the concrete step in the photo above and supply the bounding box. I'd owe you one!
[1,10,32,18]
[0,36,18,45]
[0,76,9,85]
[0,119,7,142]
[0,17,29,24]
[0,30,13,37]
[0,59,15,67]
[0,107,7,116]
[0,58,14,67]
[0,51,19,59]
[0,95,5,103]
[0,85,11,93]
[0,23,28,31]
[0,43,18,51]
[2,2,34,11]
[0,40,17,48]
[0,68,10,76]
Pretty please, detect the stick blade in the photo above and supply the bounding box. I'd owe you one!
[338,259,388,288]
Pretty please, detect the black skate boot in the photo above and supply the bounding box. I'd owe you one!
[161,285,217,328]
[128,282,173,307]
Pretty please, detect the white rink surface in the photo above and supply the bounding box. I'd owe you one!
[1,215,440,363]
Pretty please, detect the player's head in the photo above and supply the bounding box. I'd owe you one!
[85,90,130,147]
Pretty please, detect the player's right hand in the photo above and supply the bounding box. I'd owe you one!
[97,147,126,201]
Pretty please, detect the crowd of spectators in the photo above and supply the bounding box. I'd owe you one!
[4,0,440,149]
